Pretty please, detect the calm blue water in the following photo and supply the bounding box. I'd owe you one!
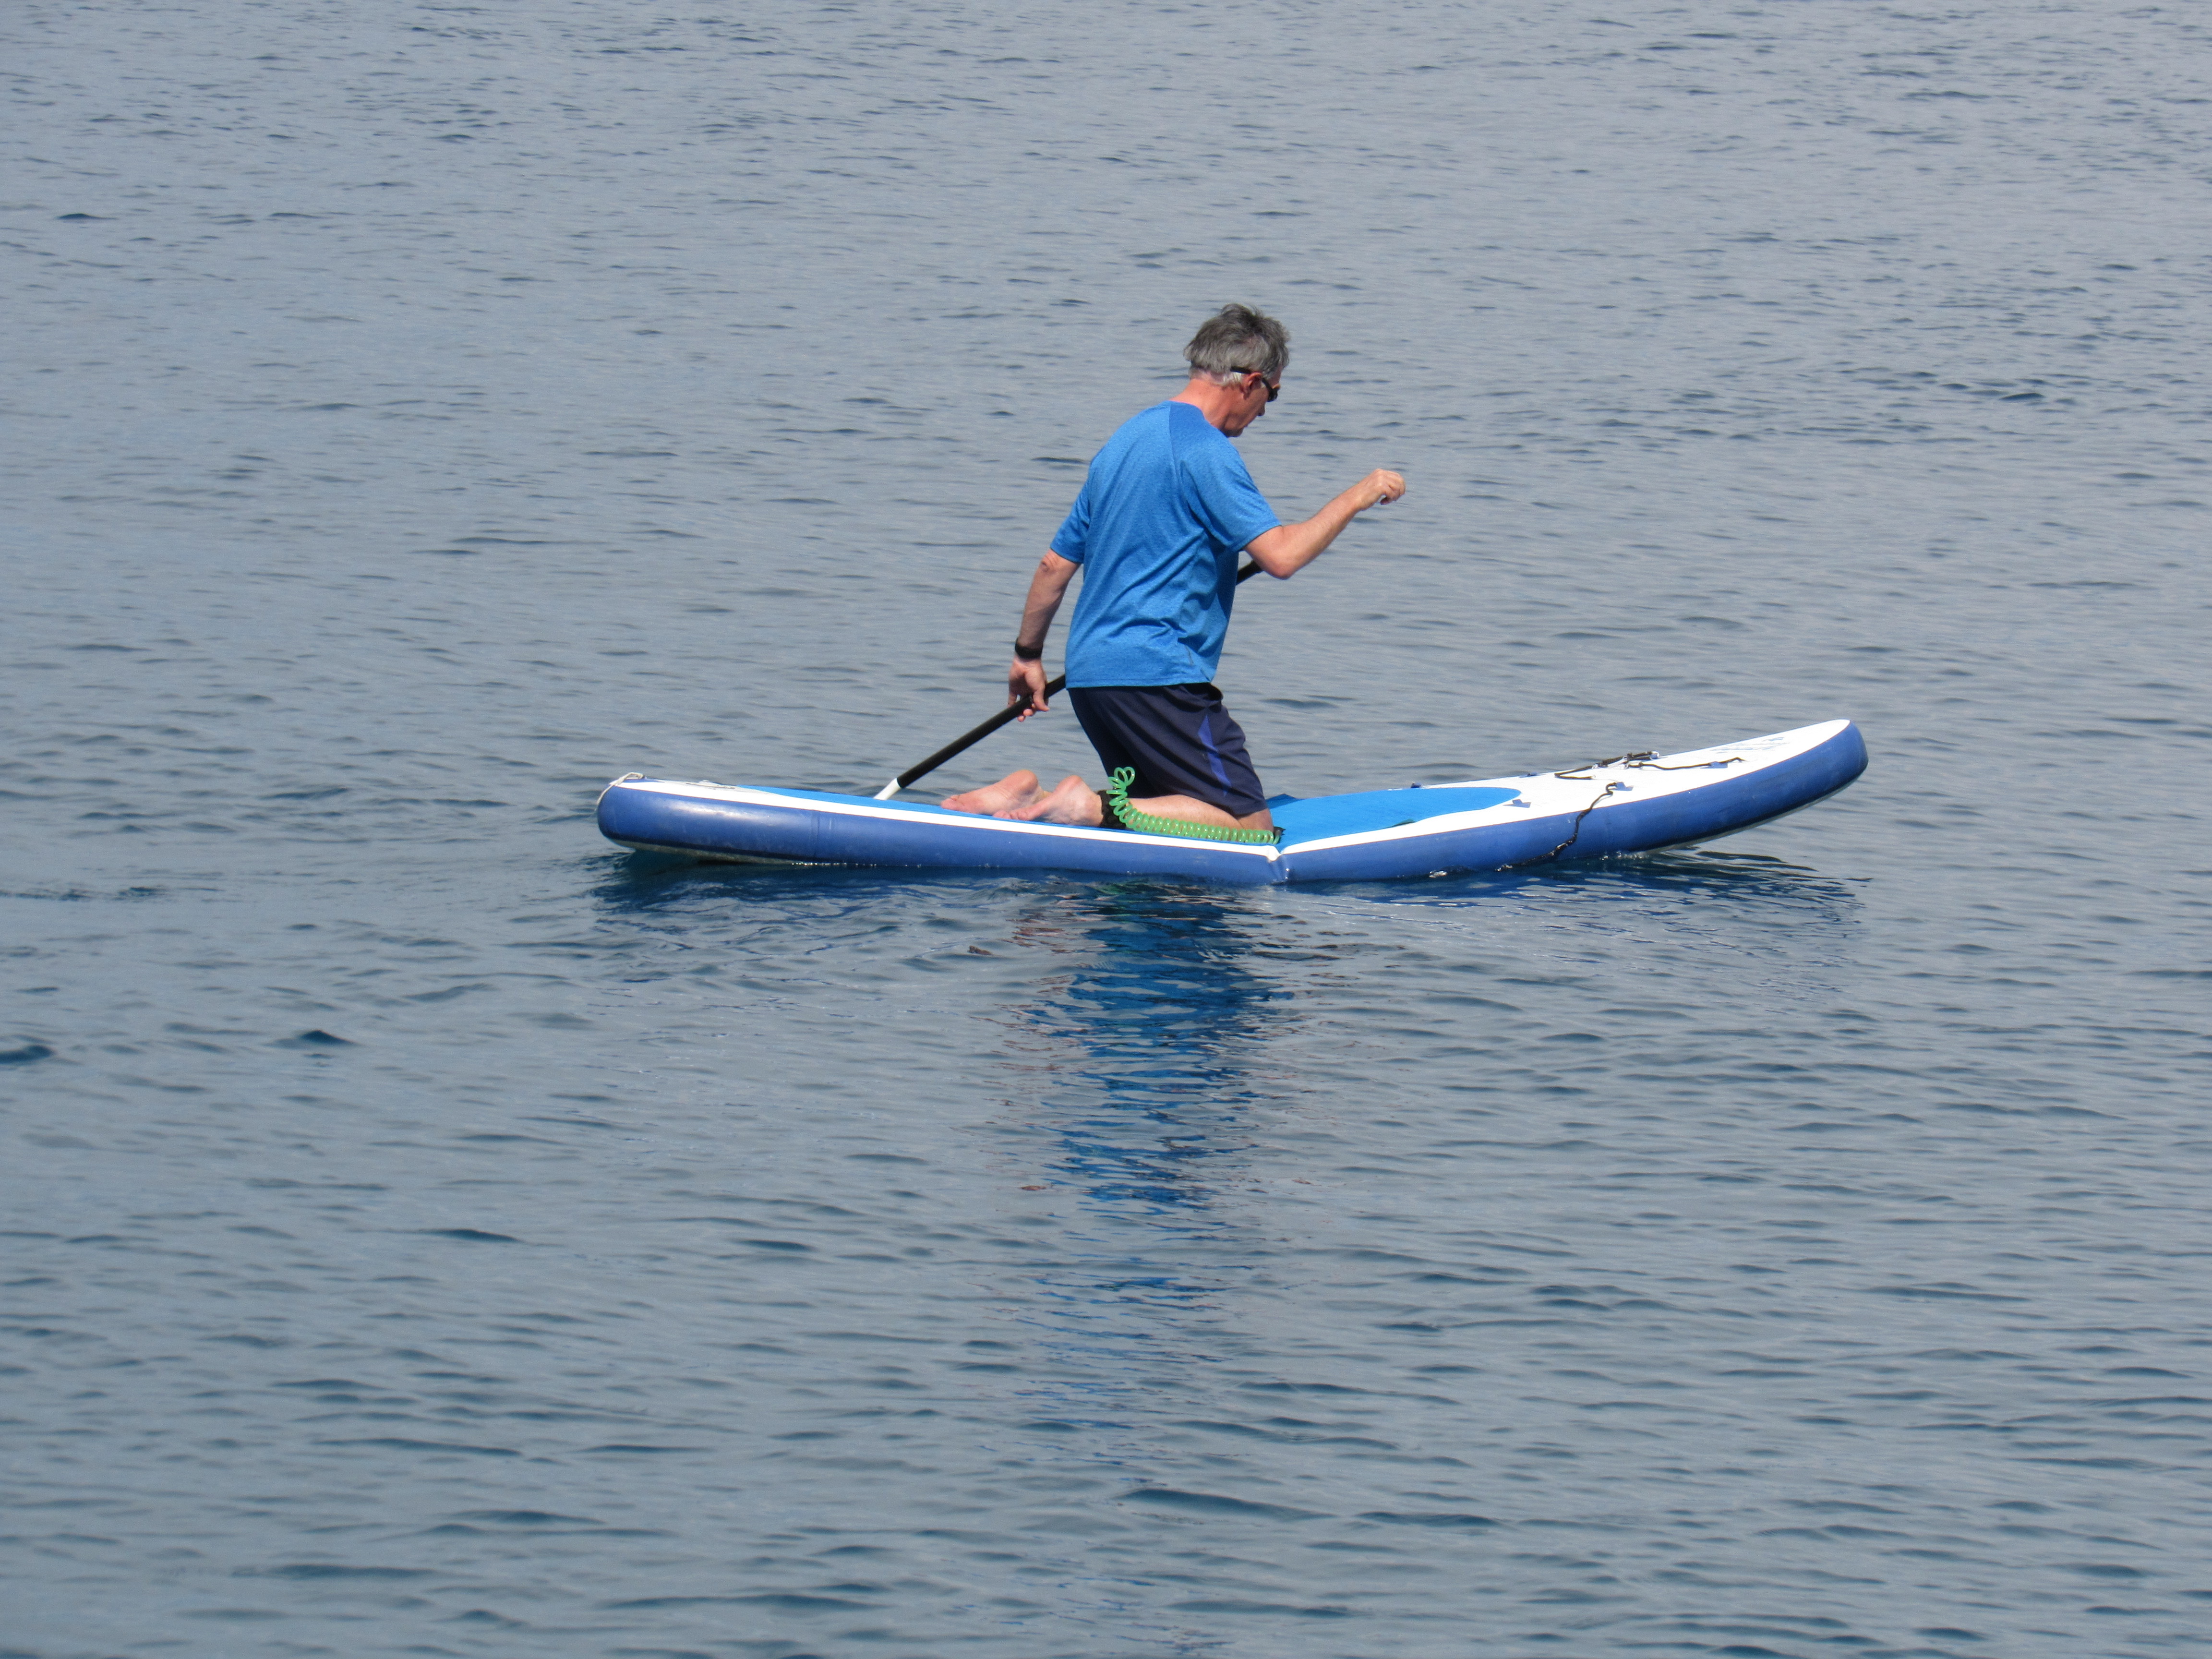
[6,3,2210,1655]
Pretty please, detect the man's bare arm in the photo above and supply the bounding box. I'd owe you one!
[1246,469,1405,578]
[1008,551,1080,714]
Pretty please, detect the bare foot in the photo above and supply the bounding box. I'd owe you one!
[1009,774,1106,827]
[942,770,1042,816]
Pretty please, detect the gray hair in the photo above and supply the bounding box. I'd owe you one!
[1183,303,1290,384]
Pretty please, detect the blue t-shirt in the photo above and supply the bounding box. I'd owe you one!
[1051,401,1281,687]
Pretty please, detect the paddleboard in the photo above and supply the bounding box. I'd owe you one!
[597,718,1866,885]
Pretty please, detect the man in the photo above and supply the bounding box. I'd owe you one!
[943,304,1405,833]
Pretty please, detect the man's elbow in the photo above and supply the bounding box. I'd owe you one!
[1247,529,1298,578]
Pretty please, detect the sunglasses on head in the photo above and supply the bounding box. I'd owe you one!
[1240,371,1280,402]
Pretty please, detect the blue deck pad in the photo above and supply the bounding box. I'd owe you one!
[1272,786,1519,845]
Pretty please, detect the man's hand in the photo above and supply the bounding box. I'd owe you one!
[1010,655,1051,718]
[1361,469,1407,507]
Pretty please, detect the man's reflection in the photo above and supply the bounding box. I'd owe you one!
[985,882,1303,1376]
[992,882,1296,1216]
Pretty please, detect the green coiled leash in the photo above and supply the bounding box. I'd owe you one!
[1102,768,1279,844]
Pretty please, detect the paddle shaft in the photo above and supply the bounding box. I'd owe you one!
[875,559,1264,799]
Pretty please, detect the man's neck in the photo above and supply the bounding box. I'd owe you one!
[1170,375,1245,433]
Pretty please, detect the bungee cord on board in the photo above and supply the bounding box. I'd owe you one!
[1551,749,1743,781]
[1526,750,1747,864]
[1529,780,1623,863]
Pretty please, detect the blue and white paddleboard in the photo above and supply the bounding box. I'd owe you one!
[597,718,1866,885]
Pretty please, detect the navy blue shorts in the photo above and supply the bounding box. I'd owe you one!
[1067,683,1267,818]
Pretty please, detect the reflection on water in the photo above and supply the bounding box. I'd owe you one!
[996,884,1292,1214]
[972,886,1298,1401]
[586,848,896,914]
[1349,846,1870,921]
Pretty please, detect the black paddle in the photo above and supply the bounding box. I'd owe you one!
[872,559,1265,800]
